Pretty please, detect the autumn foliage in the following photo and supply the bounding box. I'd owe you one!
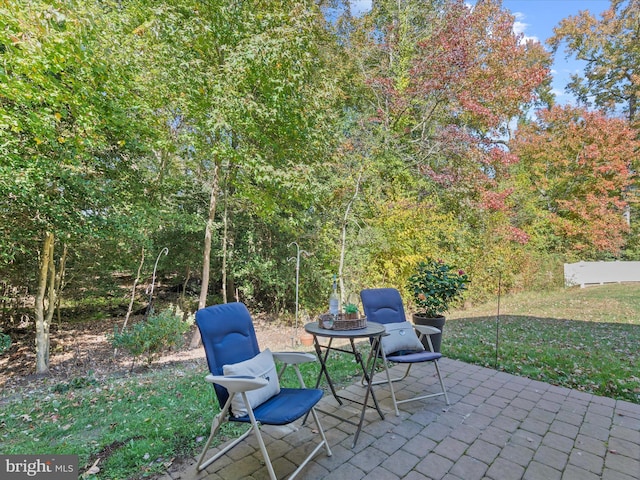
[511,105,638,258]
[2,0,640,342]
[410,0,549,130]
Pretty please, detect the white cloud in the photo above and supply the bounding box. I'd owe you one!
[350,0,372,16]
[512,12,539,43]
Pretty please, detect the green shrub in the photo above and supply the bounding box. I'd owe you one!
[0,332,11,354]
[109,307,190,365]
[52,374,99,393]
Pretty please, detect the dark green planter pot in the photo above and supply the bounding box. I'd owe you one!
[412,313,445,353]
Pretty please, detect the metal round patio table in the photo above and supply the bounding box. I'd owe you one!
[304,321,386,448]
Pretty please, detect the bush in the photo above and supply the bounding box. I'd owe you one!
[407,258,470,317]
[110,307,190,365]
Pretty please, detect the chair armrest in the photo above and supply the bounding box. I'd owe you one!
[205,374,268,393]
[414,325,441,336]
[272,352,316,364]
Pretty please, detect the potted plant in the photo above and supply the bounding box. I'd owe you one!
[407,258,469,352]
[343,302,359,319]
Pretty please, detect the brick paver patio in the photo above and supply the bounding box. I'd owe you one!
[159,358,640,479]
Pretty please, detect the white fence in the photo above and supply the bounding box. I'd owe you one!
[564,261,640,287]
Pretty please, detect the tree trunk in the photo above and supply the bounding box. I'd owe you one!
[221,185,229,304]
[45,239,56,340]
[54,243,67,326]
[180,266,191,314]
[338,170,363,305]
[35,232,55,375]
[114,247,145,359]
[190,163,219,349]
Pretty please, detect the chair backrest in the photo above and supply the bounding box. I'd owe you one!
[196,302,261,406]
[360,288,406,326]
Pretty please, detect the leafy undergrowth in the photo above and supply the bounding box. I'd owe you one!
[446,284,640,404]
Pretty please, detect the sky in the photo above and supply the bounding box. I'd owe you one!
[350,0,613,104]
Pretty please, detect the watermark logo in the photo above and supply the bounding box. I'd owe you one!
[1,455,78,480]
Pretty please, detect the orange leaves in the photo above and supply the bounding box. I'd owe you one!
[481,188,514,212]
[511,104,638,256]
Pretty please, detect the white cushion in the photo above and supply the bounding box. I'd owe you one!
[382,322,425,356]
[223,348,280,417]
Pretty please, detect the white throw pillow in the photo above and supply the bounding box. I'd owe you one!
[382,322,425,356]
[223,348,280,417]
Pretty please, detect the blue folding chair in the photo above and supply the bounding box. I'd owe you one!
[195,302,331,479]
[360,288,450,416]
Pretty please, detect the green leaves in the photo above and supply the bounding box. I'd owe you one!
[0,0,152,270]
[548,0,639,123]
[407,258,470,317]
[109,308,190,365]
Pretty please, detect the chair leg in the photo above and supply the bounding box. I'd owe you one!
[247,398,333,480]
[392,360,449,408]
[363,357,412,416]
[371,362,413,385]
[287,407,332,479]
[383,361,401,416]
[369,360,450,415]
[197,394,255,471]
[245,399,278,480]
[433,359,450,405]
[311,407,332,458]
[199,392,331,479]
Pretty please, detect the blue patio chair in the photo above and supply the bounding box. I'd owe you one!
[360,288,450,416]
[195,302,331,479]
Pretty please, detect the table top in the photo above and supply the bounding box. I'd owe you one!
[304,321,385,339]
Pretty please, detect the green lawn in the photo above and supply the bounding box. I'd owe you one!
[0,348,362,479]
[445,283,640,403]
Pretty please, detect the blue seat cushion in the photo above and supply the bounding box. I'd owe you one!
[230,388,324,425]
[386,351,442,363]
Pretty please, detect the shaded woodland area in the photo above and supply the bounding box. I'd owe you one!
[1,0,638,374]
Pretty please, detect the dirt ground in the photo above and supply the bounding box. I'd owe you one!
[0,315,309,400]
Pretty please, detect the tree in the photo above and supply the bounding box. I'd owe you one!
[548,0,639,125]
[511,105,638,259]
[351,0,550,212]
[0,1,152,373]
[115,0,344,332]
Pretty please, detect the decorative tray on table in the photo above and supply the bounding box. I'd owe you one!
[318,313,367,330]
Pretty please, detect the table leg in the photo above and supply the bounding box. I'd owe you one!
[313,336,342,404]
[351,336,385,448]
[303,335,343,426]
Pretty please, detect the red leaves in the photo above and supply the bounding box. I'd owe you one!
[481,188,514,211]
[512,104,639,256]
[409,0,550,130]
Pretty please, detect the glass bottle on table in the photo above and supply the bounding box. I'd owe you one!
[326,275,339,328]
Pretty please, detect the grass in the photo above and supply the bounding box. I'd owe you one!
[445,283,640,404]
[0,366,211,479]
[1,283,639,479]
